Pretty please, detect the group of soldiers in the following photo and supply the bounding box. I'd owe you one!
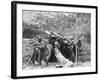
[30,37,49,66]
[28,32,82,67]
[29,32,63,67]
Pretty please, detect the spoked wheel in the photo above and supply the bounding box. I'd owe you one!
[45,44,53,60]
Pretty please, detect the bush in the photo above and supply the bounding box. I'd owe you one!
[23,28,33,38]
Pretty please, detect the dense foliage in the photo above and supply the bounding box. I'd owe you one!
[23,12,90,41]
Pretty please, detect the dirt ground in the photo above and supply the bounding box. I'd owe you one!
[23,61,91,70]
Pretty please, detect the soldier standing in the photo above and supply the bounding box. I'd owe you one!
[37,37,48,66]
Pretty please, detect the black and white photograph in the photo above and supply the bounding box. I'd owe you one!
[22,10,91,69]
[11,1,97,79]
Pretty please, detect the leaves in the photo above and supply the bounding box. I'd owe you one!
[23,11,91,42]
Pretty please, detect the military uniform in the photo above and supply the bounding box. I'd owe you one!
[31,47,39,65]
[37,38,48,66]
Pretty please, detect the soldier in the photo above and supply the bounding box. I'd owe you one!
[31,47,39,65]
[37,37,48,66]
[54,39,73,67]
[49,33,57,47]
